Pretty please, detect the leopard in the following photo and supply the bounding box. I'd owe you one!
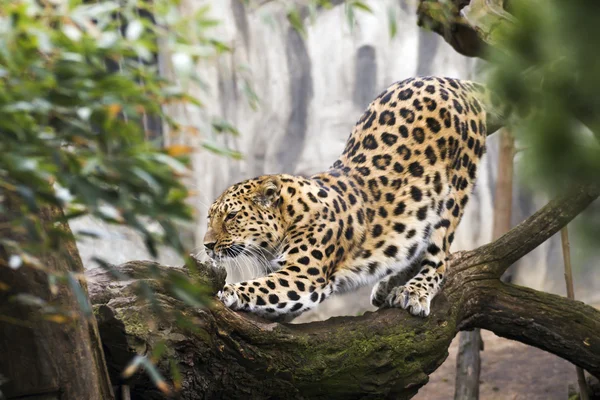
[204,76,497,322]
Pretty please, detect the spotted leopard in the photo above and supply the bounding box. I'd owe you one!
[204,76,494,321]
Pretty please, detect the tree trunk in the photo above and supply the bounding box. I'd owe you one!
[87,184,600,400]
[494,130,515,282]
[454,128,514,400]
[454,331,482,400]
[0,194,114,400]
[561,227,591,400]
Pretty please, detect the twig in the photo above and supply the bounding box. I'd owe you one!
[561,226,590,400]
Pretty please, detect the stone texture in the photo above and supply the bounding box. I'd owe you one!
[73,0,600,315]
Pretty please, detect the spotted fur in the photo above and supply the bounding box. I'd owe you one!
[205,77,490,321]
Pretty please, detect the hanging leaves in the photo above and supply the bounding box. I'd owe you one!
[0,0,234,392]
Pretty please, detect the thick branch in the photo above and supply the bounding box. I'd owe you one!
[91,260,600,400]
[459,280,600,376]
[452,183,600,277]
[89,185,600,399]
[416,0,516,58]
[90,261,459,399]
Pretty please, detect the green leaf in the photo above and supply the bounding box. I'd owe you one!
[167,270,210,308]
[388,6,398,38]
[151,153,189,174]
[92,257,129,281]
[208,39,231,53]
[132,167,161,192]
[170,358,183,391]
[68,272,92,317]
[141,357,171,394]
[16,185,38,212]
[202,141,243,160]
[122,355,145,378]
[12,293,47,307]
[344,4,356,31]
[72,2,121,18]
[287,8,306,37]
[211,118,239,136]
[349,1,373,13]
[74,229,104,239]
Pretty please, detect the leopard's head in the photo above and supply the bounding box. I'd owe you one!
[204,175,286,263]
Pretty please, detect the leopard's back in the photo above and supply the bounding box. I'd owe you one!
[330,77,488,296]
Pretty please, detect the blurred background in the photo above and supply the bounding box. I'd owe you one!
[74,0,600,312]
[67,1,599,398]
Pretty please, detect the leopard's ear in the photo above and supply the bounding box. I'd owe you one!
[254,177,281,208]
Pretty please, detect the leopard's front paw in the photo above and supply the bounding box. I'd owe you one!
[217,284,242,310]
[386,283,432,317]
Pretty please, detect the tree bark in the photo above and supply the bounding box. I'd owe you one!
[493,129,515,282]
[561,227,591,400]
[454,331,482,400]
[454,128,514,400]
[88,183,600,400]
[0,194,114,400]
[416,0,489,58]
[416,0,515,58]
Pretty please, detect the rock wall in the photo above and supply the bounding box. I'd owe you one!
[74,0,600,318]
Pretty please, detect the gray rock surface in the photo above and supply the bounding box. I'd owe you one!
[74,0,600,319]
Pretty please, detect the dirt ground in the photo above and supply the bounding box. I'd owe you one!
[416,330,577,400]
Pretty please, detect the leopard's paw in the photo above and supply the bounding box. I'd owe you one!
[386,283,432,317]
[217,284,242,310]
[370,279,390,308]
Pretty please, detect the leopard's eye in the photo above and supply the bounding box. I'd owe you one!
[225,211,238,221]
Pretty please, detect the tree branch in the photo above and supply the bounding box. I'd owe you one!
[88,184,600,399]
[417,0,489,58]
[450,183,600,278]
[90,261,459,399]
[458,280,600,377]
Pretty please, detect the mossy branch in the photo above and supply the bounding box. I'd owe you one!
[90,184,600,399]
[451,183,600,278]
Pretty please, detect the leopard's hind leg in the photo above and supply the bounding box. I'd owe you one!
[380,226,448,316]
[370,258,422,307]
[374,190,463,317]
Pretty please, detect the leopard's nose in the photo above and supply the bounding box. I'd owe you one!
[204,242,216,251]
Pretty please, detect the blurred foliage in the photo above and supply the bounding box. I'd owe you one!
[0,0,234,262]
[486,0,600,191]
[0,0,235,393]
[483,0,600,242]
